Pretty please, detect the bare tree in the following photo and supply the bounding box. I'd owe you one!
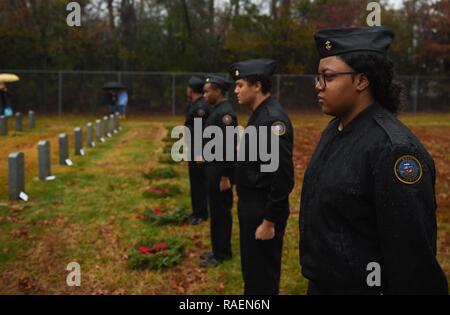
[106,0,115,29]
[180,0,192,38]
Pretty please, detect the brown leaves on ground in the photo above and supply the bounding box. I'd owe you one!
[169,266,208,294]
[10,225,29,238]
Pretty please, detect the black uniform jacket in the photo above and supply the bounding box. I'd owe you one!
[299,102,448,294]
[184,96,210,160]
[204,99,237,181]
[236,96,294,224]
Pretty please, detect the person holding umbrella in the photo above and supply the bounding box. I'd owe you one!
[102,81,126,116]
[0,73,19,116]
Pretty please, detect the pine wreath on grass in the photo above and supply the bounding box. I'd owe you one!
[158,154,178,165]
[128,237,186,270]
[143,167,178,180]
[142,183,181,198]
[145,206,189,225]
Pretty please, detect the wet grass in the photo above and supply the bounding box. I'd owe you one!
[0,112,448,294]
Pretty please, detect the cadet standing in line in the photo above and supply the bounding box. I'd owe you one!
[200,74,237,268]
[230,59,294,295]
[299,26,448,294]
[184,76,211,225]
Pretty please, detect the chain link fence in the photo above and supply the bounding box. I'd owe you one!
[1,70,449,115]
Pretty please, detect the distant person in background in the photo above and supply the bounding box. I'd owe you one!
[0,82,13,116]
[105,89,118,116]
[117,89,128,119]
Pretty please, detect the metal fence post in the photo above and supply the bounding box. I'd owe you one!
[58,71,62,117]
[413,75,419,115]
[172,73,176,116]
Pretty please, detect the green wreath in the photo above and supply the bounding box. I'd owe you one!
[143,167,178,180]
[142,183,181,198]
[158,154,178,165]
[128,237,186,270]
[145,206,189,225]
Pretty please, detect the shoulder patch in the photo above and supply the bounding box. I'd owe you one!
[271,120,287,136]
[394,155,422,185]
[222,114,233,125]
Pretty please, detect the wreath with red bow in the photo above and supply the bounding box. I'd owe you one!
[143,167,178,180]
[142,183,181,198]
[145,206,189,225]
[128,237,186,270]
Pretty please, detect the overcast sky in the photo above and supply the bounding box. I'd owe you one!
[214,0,406,11]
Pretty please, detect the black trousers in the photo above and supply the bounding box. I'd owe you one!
[188,161,208,220]
[238,196,286,295]
[206,163,233,261]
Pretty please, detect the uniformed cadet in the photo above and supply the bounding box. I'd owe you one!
[200,74,237,268]
[184,76,210,225]
[230,59,294,295]
[299,26,448,294]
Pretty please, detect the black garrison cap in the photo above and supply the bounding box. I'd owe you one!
[188,76,205,90]
[314,26,394,59]
[204,74,233,92]
[229,58,277,81]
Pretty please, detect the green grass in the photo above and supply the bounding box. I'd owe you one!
[0,113,448,294]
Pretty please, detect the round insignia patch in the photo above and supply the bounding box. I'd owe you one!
[325,40,332,50]
[222,114,233,125]
[235,69,240,77]
[197,108,205,117]
[394,155,423,185]
[271,120,287,136]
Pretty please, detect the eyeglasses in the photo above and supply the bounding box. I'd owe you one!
[314,72,357,89]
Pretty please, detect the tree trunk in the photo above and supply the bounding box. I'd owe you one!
[180,0,192,39]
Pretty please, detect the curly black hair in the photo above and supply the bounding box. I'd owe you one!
[338,52,405,113]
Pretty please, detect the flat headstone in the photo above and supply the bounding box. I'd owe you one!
[0,115,7,135]
[95,119,102,142]
[8,152,25,201]
[86,122,94,148]
[28,110,35,128]
[115,112,122,130]
[59,133,71,166]
[38,140,51,180]
[74,127,83,156]
[15,112,23,132]
[103,116,109,137]
[109,114,115,134]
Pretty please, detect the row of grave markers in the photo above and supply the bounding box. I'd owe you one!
[0,111,36,135]
[7,113,122,202]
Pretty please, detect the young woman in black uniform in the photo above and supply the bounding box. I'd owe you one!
[299,26,448,294]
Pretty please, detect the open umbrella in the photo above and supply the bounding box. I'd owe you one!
[102,81,126,90]
[0,73,20,83]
